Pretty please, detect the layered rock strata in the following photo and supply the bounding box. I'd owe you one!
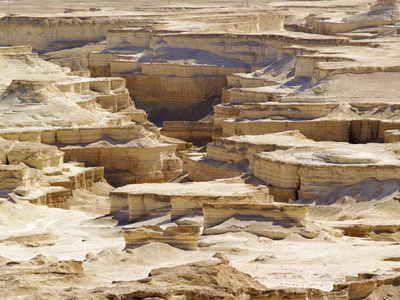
[160,121,213,146]
[109,181,272,220]
[89,9,287,122]
[312,0,399,34]
[187,131,400,201]
[123,225,200,251]
[0,15,158,52]
[254,145,400,200]
[0,46,183,188]
[214,43,400,142]
[188,130,307,183]
[0,138,104,208]
[62,138,182,186]
[202,203,318,239]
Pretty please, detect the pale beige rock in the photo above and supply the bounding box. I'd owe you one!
[0,135,107,208]
[122,73,228,121]
[62,138,183,187]
[186,153,247,182]
[202,203,317,239]
[123,225,200,251]
[0,46,183,190]
[89,11,286,122]
[187,131,308,183]
[254,144,400,200]
[2,2,400,299]
[313,0,399,34]
[188,132,400,201]
[109,181,272,220]
[161,121,213,146]
[0,15,149,52]
[105,259,268,299]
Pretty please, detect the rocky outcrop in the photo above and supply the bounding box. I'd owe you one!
[212,28,400,144]
[0,138,104,208]
[0,15,153,52]
[313,0,399,34]
[187,130,308,183]
[334,273,400,300]
[202,203,318,239]
[187,131,400,201]
[109,181,272,220]
[161,121,213,146]
[0,46,183,188]
[61,138,182,187]
[89,9,287,122]
[105,259,268,299]
[334,224,400,241]
[123,225,200,251]
[0,254,86,299]
[254,145,400,200]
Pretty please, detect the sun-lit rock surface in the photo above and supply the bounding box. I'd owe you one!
[61,138,182,187]
[202,202,319,240]
[110,181,272,220]
[0,46,183,189]
[89,9,284,123]
[1,0,400,298]
[313,0,399,35]
[123,225,201,251]
[0,138,104,208]
[188,131,400,201]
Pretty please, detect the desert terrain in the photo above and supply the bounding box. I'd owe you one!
[1,0,400,299]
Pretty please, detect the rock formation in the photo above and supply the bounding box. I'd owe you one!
[0,15,159,53]
[160,121,214,146]
[105,259,269,299]
[1,0,400,299]
[313,0,399,34]
[0,45,183,191]
[123,225,200,251]
[202,203,319,239]
[0,138,103,208]
[90,9,284,123]
[187,131,400,201]
[109,181,272,220]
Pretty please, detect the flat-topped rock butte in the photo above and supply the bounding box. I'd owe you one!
[2,0,400,299]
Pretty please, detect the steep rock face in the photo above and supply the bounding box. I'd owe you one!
[0,46,183,188]
[187,131,309,183]
[213,32,400,144]
[161,121,213,146]
[89,9,285,123]
[313,0,399,34]
[0,15,150,52]
[109,181,272,220]
[254,145,400,200]
[121,73,227,122]
[202,203,318,240]
[123,225,201,251]
[62,138,183,187]
[0,138,104,208]
[187,131,400,201]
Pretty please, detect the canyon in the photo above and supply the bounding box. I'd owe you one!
[1,0,400,299]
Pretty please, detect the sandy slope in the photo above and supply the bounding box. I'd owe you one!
[1,179,400,296]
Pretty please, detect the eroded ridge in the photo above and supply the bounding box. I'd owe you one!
[187,131,400,200]
[0,45,184,190]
